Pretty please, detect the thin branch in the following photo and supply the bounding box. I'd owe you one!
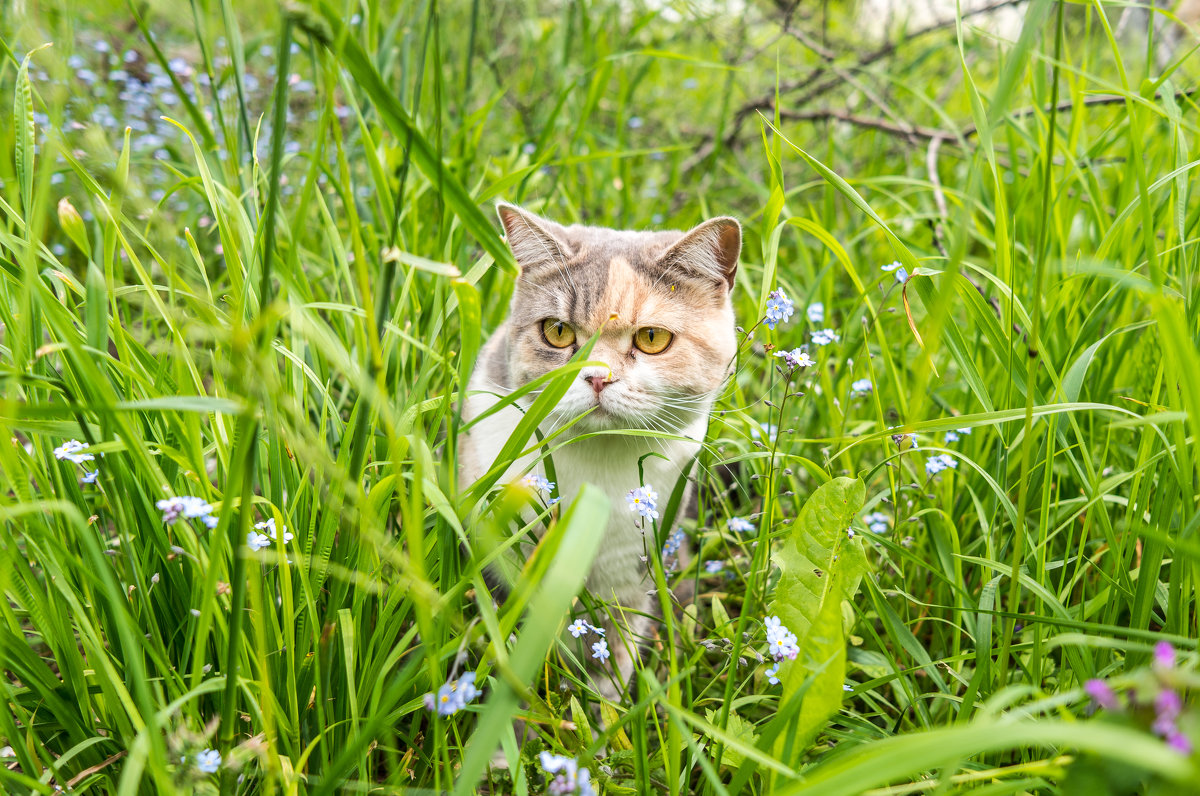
[682,0,1030,171]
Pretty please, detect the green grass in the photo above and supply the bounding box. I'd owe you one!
[1,0,1198,793]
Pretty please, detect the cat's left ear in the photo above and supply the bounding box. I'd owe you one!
[656,217,741,291]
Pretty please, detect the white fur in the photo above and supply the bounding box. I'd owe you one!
[461,371,708,606]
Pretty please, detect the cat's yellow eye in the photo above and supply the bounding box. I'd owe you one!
[542,318,576,348]
[634,326,673,354]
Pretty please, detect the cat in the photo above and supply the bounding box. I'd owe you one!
[458,202,740,698]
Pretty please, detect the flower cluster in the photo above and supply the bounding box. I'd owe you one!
[942,426,971,443]
[54,439,95,464]
[764,289,795,330]
[539,752,597,796]
[423,672,480,717]
[158,496,218,528]
[247,516,294,551]
[810,328,840,346]
[662,527,685,559]
[626,485,660,520]
[704,560,726,574]
[566,618,609,661]
[774,347,814,370]
[850,378,872,396]
[727,516,754,533]
[54,439,101,484]
[806,302,824,324]
[765,615,799,661]
[863,512,890,534]
[925,453,958,475]
[1085,642,1192,754]
[522,473,555,494]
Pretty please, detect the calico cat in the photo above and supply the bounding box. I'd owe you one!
[458,203,740,697]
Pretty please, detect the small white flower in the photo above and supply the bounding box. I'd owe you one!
[850,378,872,395]
[591,639,610,663]
[765,662,780,685]
[54,439,95,464]
[567,619,589,638]
[246,532,270,551]
[255,517,293,544]
[806,302,824,324]
[774,348,815,370]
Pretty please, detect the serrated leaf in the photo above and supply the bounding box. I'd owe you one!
[704,708,759,770]
[769,476,868,759]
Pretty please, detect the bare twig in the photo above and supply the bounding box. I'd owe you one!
[682,0,1030,171]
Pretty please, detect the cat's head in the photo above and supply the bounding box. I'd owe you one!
[497,203,740,433]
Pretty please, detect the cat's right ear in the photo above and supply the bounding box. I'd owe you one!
[496,202,574,274]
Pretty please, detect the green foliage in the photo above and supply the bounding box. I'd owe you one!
[1,0,1199,794]
[771,476,868,758]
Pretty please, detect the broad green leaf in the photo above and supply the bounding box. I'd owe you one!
[704,708,759,770]
[770,476,868,758]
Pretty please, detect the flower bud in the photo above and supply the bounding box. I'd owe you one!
[57,197,90,258]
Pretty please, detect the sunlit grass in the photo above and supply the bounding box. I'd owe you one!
[1,0,1198,793]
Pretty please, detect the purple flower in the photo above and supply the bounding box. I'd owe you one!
[591,639,610,663]
[1084,679,1119,711]
[81,470,99,484]
[704,560,725,574]
[1154,641,1177,670]
[765,662,780,685]
[1153,689,1183,737]
[1166,730,1193,755]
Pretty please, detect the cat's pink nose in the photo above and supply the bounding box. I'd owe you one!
[585,375,610,394]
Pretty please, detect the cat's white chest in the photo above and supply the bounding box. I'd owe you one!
[550,434,700,599]
[459,391,702,603]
